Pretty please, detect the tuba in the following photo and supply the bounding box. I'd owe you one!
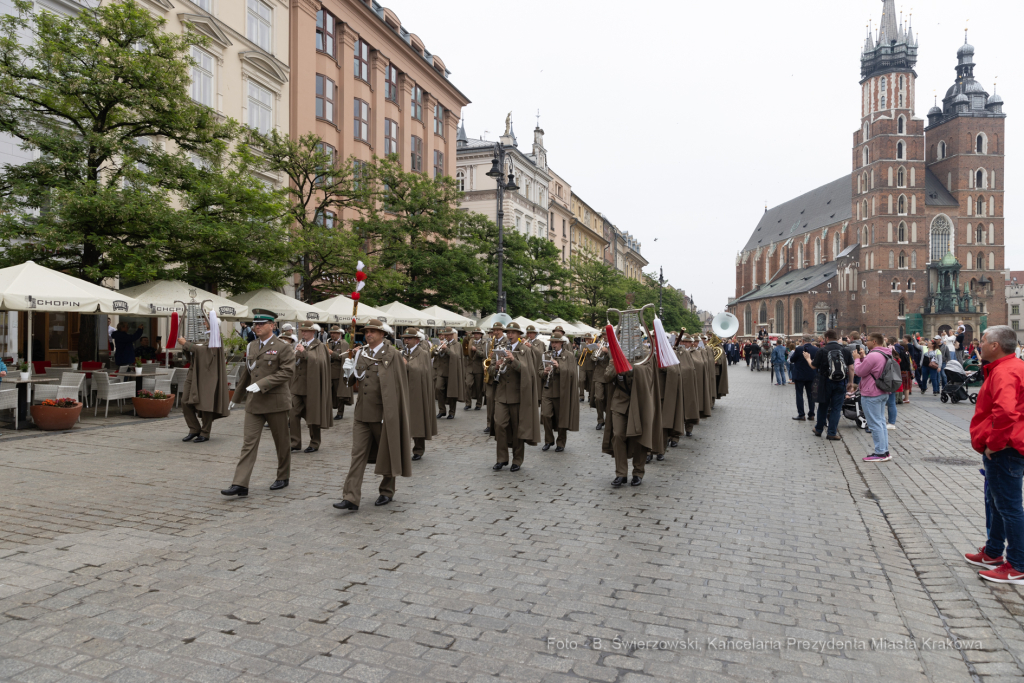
[607,303,656,366]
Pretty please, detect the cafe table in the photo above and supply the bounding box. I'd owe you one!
[1,376,58,429]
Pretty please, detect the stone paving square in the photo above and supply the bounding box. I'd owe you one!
[1,367,1023,682]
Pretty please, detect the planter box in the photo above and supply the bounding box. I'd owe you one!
[132,396,174,419]
[31,402,82,431]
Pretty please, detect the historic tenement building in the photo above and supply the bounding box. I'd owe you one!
[729,0,1006,344]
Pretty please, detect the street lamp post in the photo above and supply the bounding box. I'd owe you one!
[658,267,664,318]
[485,142,519,315]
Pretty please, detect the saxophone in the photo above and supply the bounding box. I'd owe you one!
[483,336,510,384]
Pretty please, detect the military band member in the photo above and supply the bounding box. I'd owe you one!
[601,352,663,488]
[433,326,466,419]
[334,319,412,511]
[659,355,686,452]
[540,331,579,451]
[579,333,595,403]
[592,339,612,430]
[674,335,702,437]
[327,325,353,420]
[178,325,229,443]
[483,322,504,435]
[491,322,540,471]
[525,325,544,407]
[465,327,486,411]
[289,322,334,453]
[221,310,295,497]
[401,328,436,460]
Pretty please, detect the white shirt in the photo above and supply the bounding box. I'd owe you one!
[353,342,385,380]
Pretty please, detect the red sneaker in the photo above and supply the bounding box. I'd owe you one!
[964,547,1003,568]
[978,562,1024,585]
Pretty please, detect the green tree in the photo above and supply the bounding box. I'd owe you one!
[239,129,376,302]
[0,0,288,360]
[569,248,625,326]
[355,155,489,311]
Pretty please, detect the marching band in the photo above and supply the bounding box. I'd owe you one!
[218,308,730,509]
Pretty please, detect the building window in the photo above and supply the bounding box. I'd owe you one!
[833,234,841,259]
[898,195,906,215]
[315,75,335,123]
[247,81,272,133]
[1014,320,1020,331]
[897,167,905,188]
[411,85,423,121]
[911,251,917,268]
[929,215,950,262]
[434,103,445,136]
[410,135,423,172]
[195,0,210,9]
[977,134,984,154]
[744,305,752,335]
[316,10,335,56]
[353,38,370,82]
[191,47,213,107]
[352,159,366,190]
[456,170,465,191]
[977,252,986,271]
[247,0,272,52]
[898,298,906,316]
[977,224,985,244]
[314,142,335,187]
[353,99,369,142]
[908,277,915,291]
[898,251,907,269]
[976,170,984,188]
[315,209,336,228]
[1013,305,1020,316]
[896,141,904,160]
[863,146,869,167]
[562,219,566,236]
[385,64,398,102]
[384,119,398,156]
[889,250,895,269]
[939,141,946,159]
[898,116,905,134]
[758,302,768,325]
[433,150,444,178]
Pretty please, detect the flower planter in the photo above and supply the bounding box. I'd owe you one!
[31,402,82,431]
[134,367,143,375]
[70,363,79,370]
[19,372,30,381]
[132,396,174,419]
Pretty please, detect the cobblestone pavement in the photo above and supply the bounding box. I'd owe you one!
[1,367,1023,682]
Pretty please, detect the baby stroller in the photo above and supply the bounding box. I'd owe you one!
[940,360,978,405]
[843,389,868,429]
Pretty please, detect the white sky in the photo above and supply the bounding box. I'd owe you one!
[391,0,1017,314]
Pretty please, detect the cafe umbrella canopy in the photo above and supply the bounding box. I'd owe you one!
[419,304,474,329]
[0,260,142,366]
[117,280,249,320]
[313,294,389,325]
[376,301,432,327]
[230,288,327,324]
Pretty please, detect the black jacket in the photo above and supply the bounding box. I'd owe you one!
[789,343,819,382]
[811,341,854,380]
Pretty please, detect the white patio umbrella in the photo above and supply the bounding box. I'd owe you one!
[313,294,388,325]
[0,261,144,368]
[548,317,583,335]
[118,280,249,320]
[573,321,600,335]
[377,301,432,327]
[229,289,327,324]
[419,304,474,328]
[512,316,539,331]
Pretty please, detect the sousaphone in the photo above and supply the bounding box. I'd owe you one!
[709,312,740,361]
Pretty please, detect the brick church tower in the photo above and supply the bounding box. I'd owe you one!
[850,0,924,334]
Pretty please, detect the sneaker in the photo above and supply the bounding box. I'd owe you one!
[964,547,1004,569]
[886,424,895,430]
[978,562,1024,585]
[863,453,891,462]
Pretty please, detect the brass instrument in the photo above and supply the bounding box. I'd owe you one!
[462,334,472,357]
[432,337,456,357]
[174,289,212,344]
[710,312,740,363]
[483,337,511,383]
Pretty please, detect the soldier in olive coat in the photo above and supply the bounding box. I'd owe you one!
[221,310,295,497]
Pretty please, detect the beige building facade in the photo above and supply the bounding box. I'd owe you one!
[570,193,610,261]
[546,167,572,264]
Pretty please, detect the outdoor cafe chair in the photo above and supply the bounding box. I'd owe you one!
[35,372,88,413]
[0,388,17,430]
[92,372,135,417]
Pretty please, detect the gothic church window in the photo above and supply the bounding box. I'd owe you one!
[977,196,986,217]
[863,147,869,167]
[911,252,917,268]
[759,302,768,325]
[898,299,906,316]
[977,134,985,154]
[898,195,906,215]
[880,77,887,109]
[976,170,985,188]
[930,215,951,262]
[898,116,905,134]
[891,278,899,291]
[897,142,904,160]
[897,167,905,188]
[977,252,986,270]
[907,277,915,290]
[834,234,841,259]
[977,224,985,244]
[898,222,906,242]
[939,141,946,159]
[793,300,802,334]
[899,251,907,269]
[744,305,751,335]
[775,301,784,332]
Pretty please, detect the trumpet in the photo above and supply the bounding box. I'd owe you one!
[483,337,511,383]
[432,337,456,356]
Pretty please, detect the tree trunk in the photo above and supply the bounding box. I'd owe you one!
[78,314,99,362]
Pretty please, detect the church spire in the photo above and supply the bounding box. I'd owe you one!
[861,0,917,79]
[878,0,898,46]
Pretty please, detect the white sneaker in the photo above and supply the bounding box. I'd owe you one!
[886,424,895,430]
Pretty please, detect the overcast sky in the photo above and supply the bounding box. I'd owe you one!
[392,0,1016,315]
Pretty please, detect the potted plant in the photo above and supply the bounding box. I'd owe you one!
[70,354,79,371]
[18,362,29,381]
[134,358,143,375]
[132,389,174,418]
[31,397,82,430]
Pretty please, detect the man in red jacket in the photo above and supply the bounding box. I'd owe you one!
[965,325,1024,584]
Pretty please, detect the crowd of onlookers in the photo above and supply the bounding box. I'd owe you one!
[740,322,1024,586]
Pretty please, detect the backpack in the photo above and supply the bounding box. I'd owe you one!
[825,347,847,382]
[871,350,903,393]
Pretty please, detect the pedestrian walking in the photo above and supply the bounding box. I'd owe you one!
[804,329,853,441]
[771,340,788,386]
[790,337,817,422]
[964,325,1024,585]
[855,332,897,462]
[899,335,916,403]
[885,337,899,426]
[786,341,796,383]
[919,339,942,395]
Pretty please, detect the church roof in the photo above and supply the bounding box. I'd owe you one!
[742,175,851,253]
[732,262,837,305]
[924,168,959,207]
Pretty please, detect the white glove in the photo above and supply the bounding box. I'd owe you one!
[343,357,356,379]
[246,383,260,393]
[229,401,236,410]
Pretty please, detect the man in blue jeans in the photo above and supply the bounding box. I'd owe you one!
[771,340,788,386]
[964,325,1024,585]
[803,329,854,441]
